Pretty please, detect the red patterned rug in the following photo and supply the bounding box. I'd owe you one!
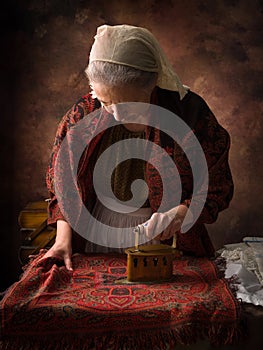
[0,251,243,350]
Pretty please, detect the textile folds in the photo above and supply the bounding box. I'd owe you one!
[0,252,242,350]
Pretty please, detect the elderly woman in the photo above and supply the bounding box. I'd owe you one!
[44,24,233,271]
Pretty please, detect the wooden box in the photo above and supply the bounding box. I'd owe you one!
[18,201,56,264]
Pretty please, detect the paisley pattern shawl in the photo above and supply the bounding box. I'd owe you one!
[0,252,243,349]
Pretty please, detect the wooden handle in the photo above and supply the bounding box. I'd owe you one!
[172,232,177,249]
[133,225,145,251]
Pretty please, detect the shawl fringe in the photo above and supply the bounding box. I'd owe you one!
[0,322,244,350]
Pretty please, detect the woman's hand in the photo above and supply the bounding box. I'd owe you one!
[41,220,73,271]
[145,205,189,241]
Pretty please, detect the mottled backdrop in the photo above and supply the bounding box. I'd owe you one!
[1,0,262,289]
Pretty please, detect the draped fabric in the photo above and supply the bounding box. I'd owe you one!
[46,87,234,257]
[0,252,242,350]
[88,24,188,99]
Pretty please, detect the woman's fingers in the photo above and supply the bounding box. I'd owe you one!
[64,256,73,271]
[145,212,159,238]
[36,248,73,270]
[158,218,182,240]
[145,212,174,239]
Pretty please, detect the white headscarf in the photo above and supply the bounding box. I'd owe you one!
[88,24,188,100]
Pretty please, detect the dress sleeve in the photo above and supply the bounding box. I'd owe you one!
[46,93,97,226]
[191,105,234,224]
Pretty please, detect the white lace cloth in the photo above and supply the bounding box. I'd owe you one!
[217,237,263,306]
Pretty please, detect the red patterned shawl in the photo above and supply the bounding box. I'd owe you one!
[0,252,242,350]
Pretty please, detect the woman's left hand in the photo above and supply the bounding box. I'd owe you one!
[145,205,189,241]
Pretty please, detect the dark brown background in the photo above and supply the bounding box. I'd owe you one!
[1,0,262,290]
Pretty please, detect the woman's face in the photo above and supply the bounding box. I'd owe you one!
[91,82,153,123]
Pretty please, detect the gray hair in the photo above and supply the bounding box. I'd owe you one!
[85,61,158,89]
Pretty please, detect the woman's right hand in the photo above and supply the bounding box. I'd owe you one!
[41,220,73,271]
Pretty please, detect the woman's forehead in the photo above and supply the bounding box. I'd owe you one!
[92,82,140,103]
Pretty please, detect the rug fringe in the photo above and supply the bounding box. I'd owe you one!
[0,322,244,350]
